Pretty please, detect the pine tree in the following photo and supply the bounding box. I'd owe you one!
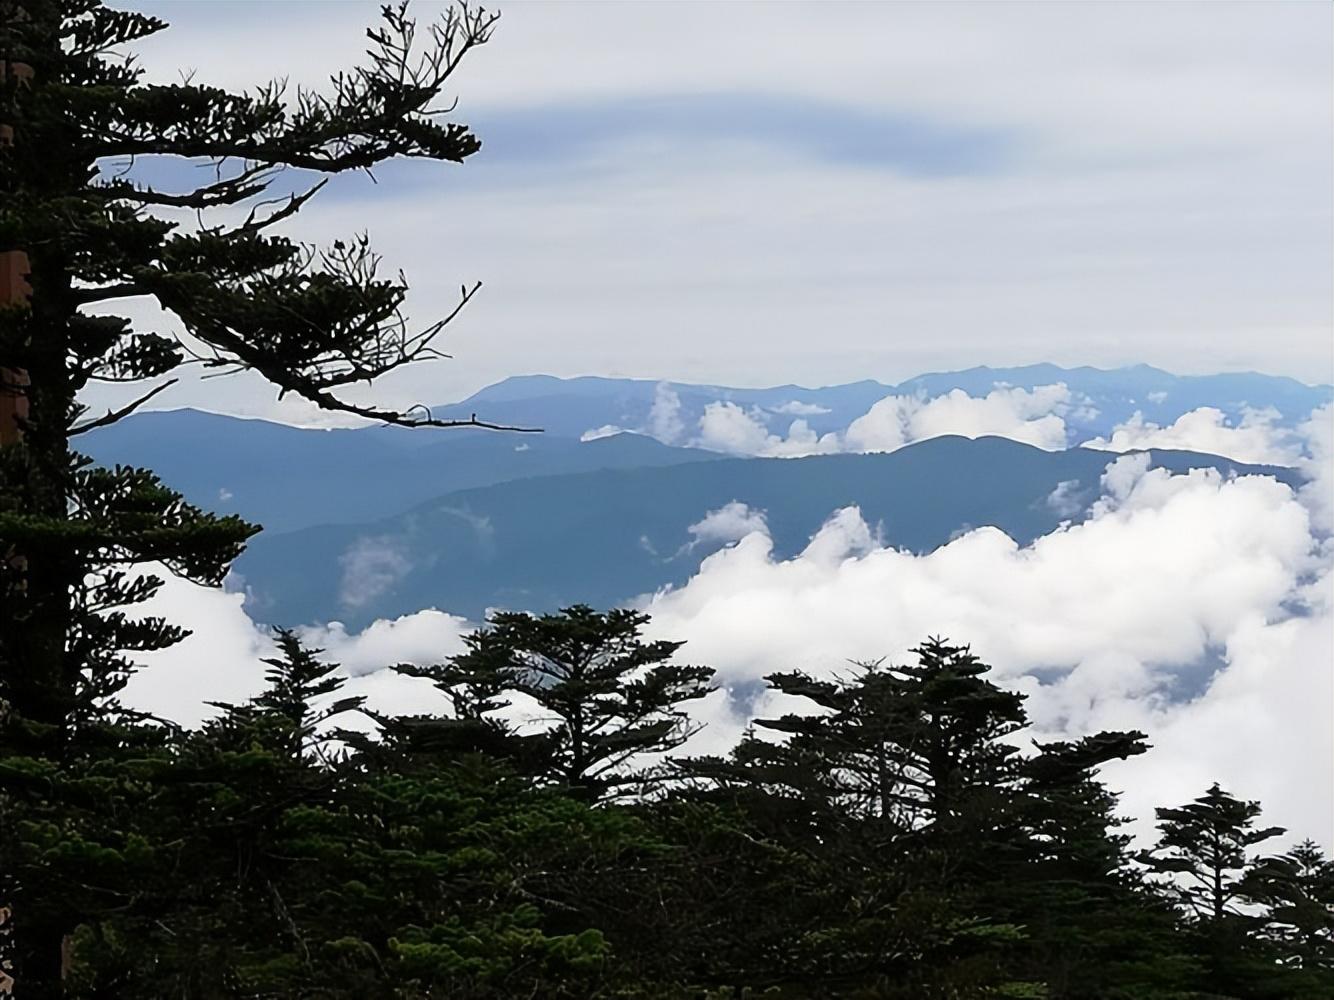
[0,1,504,991]
[1245,839,1334,993]
[1141,783,1287,996]
[1006,732,1199,998]
[683,639,1036,996]
[399,605,715,801]
[1142,783,1285,924]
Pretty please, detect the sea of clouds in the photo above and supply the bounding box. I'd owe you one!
[121,390,1334,850]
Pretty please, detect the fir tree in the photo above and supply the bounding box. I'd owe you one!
[1245,839,1334,992]
[683,640,1038,996]
[398,605,715,801]
[0,1,504,990]
[1141,783,1287,996]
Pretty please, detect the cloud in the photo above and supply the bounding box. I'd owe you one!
[120,574,272,729]
[683,383,1076,458]
[685,502,769,549]
[1297,404,1334,533]
[648,382,686,445]
[1045,478,1084,517]
[122,572,472,730]
[120,446,1333,850]
[844,384,1072,453]
[584,382,688,445]
[581,424,625,442]
[692,402,842,457]
[298,610,472,678]
[640,457,1330,847]
[644,466,1313,686]
[339,536,413,610]
[1082,406,1306,466]
[771,400,832,416]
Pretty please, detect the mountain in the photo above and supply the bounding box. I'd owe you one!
[233,436,1300,629]
[437,365,1334,443]
[81,410,723,534]
[82,365,1329,534]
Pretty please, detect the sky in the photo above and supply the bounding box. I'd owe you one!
[90,0,1334,425]
[95,2,1334,849]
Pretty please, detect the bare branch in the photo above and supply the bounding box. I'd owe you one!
[288,384,540,432]
[70,378,178,435]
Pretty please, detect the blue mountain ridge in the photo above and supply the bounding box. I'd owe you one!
[443,364,1333,441]
[81,365,1331,537]
[232,435,1301,629]
[82,410,724,534]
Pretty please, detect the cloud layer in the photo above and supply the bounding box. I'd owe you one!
[1083,406,1305,466]
[123,441,1333,851]
[639,457,1330,846]
[595,383,1331,480]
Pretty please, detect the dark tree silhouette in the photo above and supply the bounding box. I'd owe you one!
[0,2,504,990]
[400,605,715,800]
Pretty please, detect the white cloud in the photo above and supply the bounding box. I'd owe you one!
[120,573,272,729]
[1045,478,1083,517]
[299,610,472,678]
[644,466,1313,686]
[122,573,472,729]
[771,400,831,416]
[692,402,842,457]
[585,382,689,446]
[844,384,1072,453]
[1083,406,1305,466]
[338,536,413,610]
[681,383,1077,459]
[648,382,686,445]
[1297,404,1334,534]
[685,501,769,549]
[640,458,1330,848]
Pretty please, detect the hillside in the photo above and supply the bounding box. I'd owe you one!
[234,435,1300,627]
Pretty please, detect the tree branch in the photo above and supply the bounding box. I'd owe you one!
[70,378,178,435]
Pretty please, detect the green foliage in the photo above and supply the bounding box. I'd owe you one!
[399,605,716,800]
[1,0,503,991]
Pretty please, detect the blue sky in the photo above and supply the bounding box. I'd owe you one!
[93,0,1333,424]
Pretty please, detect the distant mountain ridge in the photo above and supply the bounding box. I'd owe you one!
[233,435,1301,629]
[440,364,1333,442]
[81,364,1329,538]
[82,410,722,534]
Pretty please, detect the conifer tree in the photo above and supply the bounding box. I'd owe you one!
[1142,782,1287,995]
[0,1,503,990]
[400,605,715,800]
[1005,732,1198,998]
[684,640,1036,996]
[1142,783,1285,924]
[1245,839,1334,984]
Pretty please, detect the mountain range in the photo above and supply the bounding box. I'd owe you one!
[231,436,1299,627]
[81,363,1327,628]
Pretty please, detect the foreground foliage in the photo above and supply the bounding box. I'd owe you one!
[6,618,1332,998]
